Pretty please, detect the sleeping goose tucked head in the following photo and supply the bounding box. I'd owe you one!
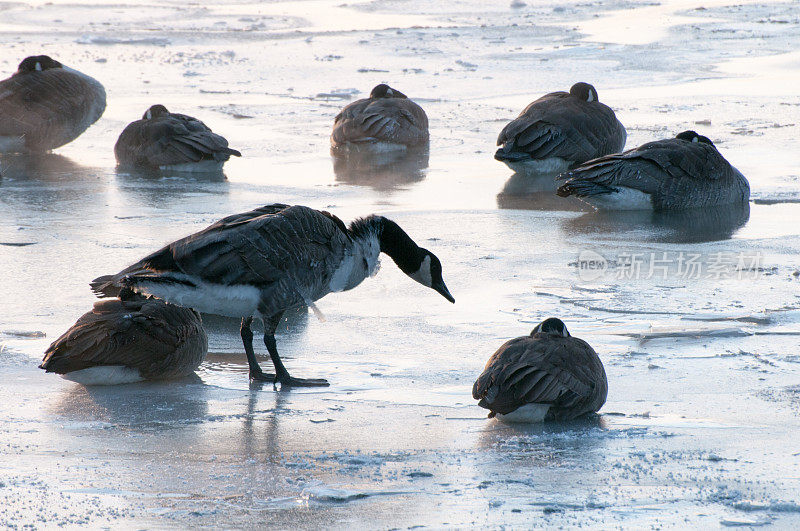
[370,83,407,99]
[143,104,169,120]
[531,317,571,337]
[569,82,598,103]
[16,55,63,74]
[676,130,714,146]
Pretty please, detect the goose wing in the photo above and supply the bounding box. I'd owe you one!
[556,138,747,207]
[331,97,429,146]
[115,113,240,167]
[91,205,350,312]
[40,298,206,376]
[472,335,605,416]
[496,92,625,163]
[0,69,106,151]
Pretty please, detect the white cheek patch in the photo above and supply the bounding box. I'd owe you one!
[386,88,393,96]
[408,255,432,287]
[587,89,595,102]
[692,136,699,143]
[35,62,42,71]
[145,110,152,119]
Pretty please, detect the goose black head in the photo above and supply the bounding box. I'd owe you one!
[370,84,407,99]
[407,248,454,303]
[17,55,63,74]
[532,318,570,337]
[353,216,454,303]
[676,130,714,146]
[569,82,598,103]
[143,104,169,120]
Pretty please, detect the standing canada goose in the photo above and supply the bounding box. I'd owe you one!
[556,131,750,210]
[90,203,454,387]
[40,295,207,385]
[114,104,241,172]
[472,318,607,423]
[331,84,429,151]
[0,55,106,153]
[495,82,626,174]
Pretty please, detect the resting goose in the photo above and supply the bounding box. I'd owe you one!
[40,295,207,385]
[556,131,750,210]
[0,55,106,153]
[115,104,241,172]
[91,204,454,387]
[331,84,429,151]
[495,82,626,174]
[472,318,607,423]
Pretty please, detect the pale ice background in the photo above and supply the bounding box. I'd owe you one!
[1,0,800,528]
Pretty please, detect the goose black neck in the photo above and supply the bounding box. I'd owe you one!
[349,215,421,274]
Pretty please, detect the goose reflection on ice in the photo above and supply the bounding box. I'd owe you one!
[475,415,608,468]
[496,171,589,212]
[114,165,229,207]
[563,201,751,244]
[0,152,88,181]
[331,146,428,192]
[51,376,210,432]
[0,153,109,210]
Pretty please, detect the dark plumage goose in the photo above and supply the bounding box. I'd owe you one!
[331,84,429,151]
[495,82,626,174]
[90,203,454,387]
[114,104,241,172]
[0,55,106,153]
[472,318,607,423]
[40,295,207,385]
[556,131,750,210]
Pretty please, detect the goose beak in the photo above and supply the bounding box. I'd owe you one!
[432,279,455,303]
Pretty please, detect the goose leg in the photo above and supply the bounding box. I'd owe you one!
[263,312,329,388]
[241,316,275,382]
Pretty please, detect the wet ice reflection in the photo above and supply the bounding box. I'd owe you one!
[331,147,429,192]
[562,201,751,243]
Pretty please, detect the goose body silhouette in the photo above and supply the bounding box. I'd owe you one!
[557,131,750,210]
[495,82,626,174]
[91,204,454,387]
[0,55,105,152]
[40,296,207,385]
[473,318,607,422]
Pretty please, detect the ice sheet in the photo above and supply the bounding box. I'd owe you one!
[2,0,800,528]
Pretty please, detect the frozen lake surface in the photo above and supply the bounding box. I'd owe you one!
[2,0,800,527]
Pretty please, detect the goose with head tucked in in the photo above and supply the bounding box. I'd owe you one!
[114,104,241,172]
[495,82,626,174]
[556,130,750,210]
[40,294,207,386]
[90,203,454,387]
[0,55,106,153]
[472,318,607,423]
[331,84,429,152]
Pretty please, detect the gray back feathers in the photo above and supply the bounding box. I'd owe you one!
[496,85,626,165]
[331,90,429,147]
[91,204,353,318]
[472,331,607,420]
[557,135,750,209]
[0,62,106,152]
[114,107,241,168]
[40,297,207,379]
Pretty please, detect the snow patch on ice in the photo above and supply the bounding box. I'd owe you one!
[76,35,170,46]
